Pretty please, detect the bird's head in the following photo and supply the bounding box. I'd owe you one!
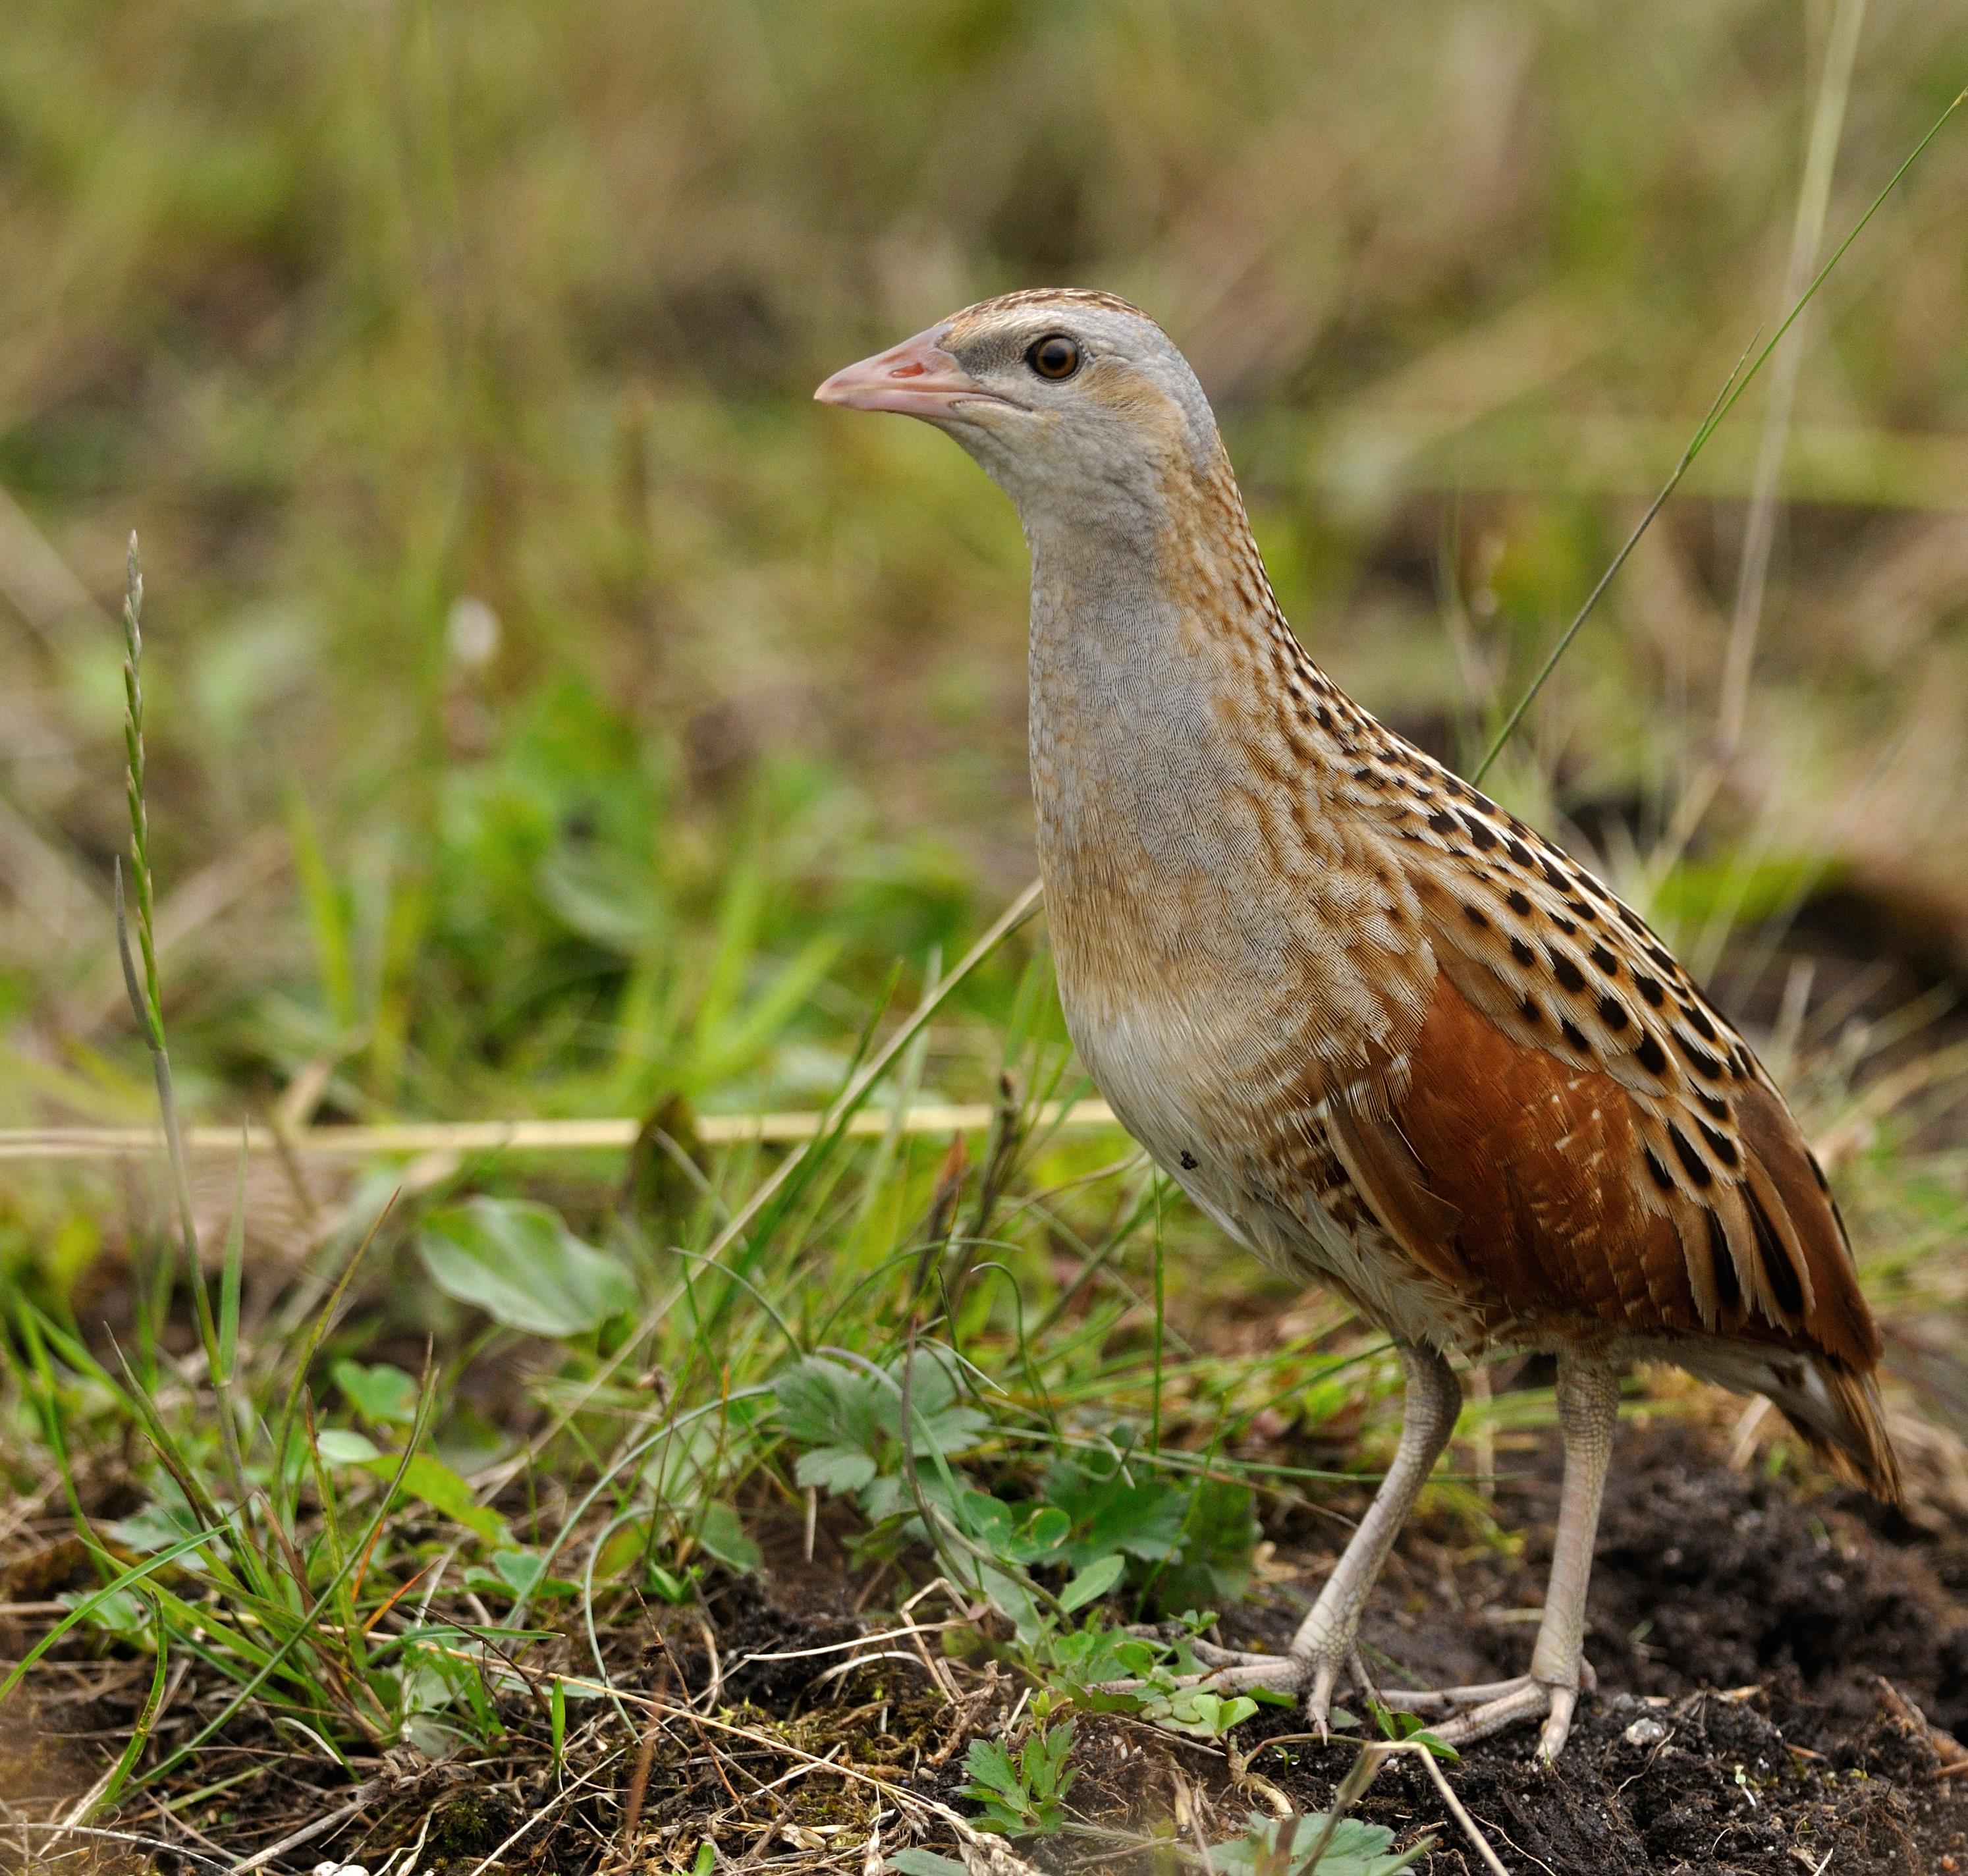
[816,290,1224,548]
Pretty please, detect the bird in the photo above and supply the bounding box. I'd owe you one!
[815,289,1900,1759]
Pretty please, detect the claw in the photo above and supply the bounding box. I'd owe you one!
[1307,1656,1341,1740]
[1103,1630,1595,1752]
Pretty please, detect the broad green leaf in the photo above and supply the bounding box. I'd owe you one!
[1059,1553,1126,1613]
[1206,1811,1431,1876]
[975,1560,1045,1645]
[1045,1460,1189,1566]
[538,846,669,953]
[906,1403,989,1458]
[887,1855,968,1876]
[696,1502,763,1573]
[463,1562,578,1603]
[461,1549,578,1601]
[420,1197,636,1337]
[591,1522,648,1580]
[316,1427,382,1466]
[962,1736,1020,1800]
[794,1445,879,1495]
[775,1357,884,1457]
[647,1562,699,1603]
[333,1359,418,1425]
[360,1451,505,1543]
[1155,1477,1259,1614]
[1159,1689,1259,1738]
[65,1584,150,1642]
[107,1500,207,1557]
[1027,1718,1077,1790]
[1021,1506,1071,1554]
[955,1489,1016,1547]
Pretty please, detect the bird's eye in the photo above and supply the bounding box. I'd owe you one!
[1027,335,1082,381]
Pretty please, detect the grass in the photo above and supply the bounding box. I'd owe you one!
[3,3,1968,1870]
[2,619,1409,1854]
[1,553,1409,1855]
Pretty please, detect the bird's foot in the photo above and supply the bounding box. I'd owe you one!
[1122,1625,1597,1759]
[1377,1657,1597,1760]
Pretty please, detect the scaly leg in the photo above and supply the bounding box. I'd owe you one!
[1419,1352,1621,1759]
[1288,1342,1462,1726]
[1144,1342,1461,1732]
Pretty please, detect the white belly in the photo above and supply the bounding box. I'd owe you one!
[1063,991,1485,1352]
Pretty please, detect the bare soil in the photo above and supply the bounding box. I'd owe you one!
[713,1421,1968,1876]
[1187,1420,1968,1873]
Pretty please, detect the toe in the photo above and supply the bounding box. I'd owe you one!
[1306,1656,1340,1738]
[1348,1646,1381,1707]
[1535,1684,1578,1761]
[1379,1676,1524,1717]
[1431,1678,1552,1748]
[1189,1655,1316,1699]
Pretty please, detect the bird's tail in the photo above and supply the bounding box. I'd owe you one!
[1685,1341,1901,1502]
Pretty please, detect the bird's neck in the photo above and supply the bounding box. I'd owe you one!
[1024,450,1328,880]
[1022,449,1400,1047]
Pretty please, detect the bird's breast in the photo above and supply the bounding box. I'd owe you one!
[1061,978,1489,1350]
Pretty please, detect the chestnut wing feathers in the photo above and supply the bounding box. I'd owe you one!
[1306,746,1896,1495]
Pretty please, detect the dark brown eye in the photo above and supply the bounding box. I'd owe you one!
[1027,334,1081,380]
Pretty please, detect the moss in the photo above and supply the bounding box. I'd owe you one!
[429,1791,520,1860]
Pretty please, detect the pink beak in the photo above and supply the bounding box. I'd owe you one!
[814,325,999,419]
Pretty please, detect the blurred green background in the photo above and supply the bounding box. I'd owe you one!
[3,0,1968,1250]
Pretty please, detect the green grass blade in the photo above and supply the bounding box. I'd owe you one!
[0,1531,216,1705]
[138,1375,441,1786]
[219,1132,246,1386]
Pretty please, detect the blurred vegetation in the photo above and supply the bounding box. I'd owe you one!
[3,0,1967,1134]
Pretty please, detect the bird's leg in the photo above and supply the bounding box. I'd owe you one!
[1167,1343,1461,1732]
[1286,1342,1461,1728]
[1415,1352,1620,1759]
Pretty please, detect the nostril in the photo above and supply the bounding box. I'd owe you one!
[891,362,927,379]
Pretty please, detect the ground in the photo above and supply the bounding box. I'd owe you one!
[16,1417,1965,1876]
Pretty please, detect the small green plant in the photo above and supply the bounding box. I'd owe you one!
[773,1346,989,1512]
[1205,1810,1429,1876]
[1012,1609,1288,1743]
[773,1356,1258,1645]
[959,1718,1078,1836]
[1367,1699,1459,1762]
[1157,1686,1262,1739]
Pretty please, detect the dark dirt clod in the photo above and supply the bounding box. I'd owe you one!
[694,1574,867,1708]
[1586,1426,1968,1734]
[1099,1420,1968,1873]
[1058,1682,1961,1875]
[428,1790,523,1859]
